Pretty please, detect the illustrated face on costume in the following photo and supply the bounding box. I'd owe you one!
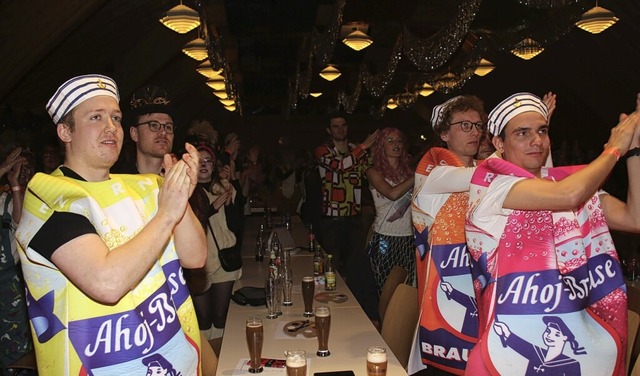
[198,150,215,183]
[542,325,567,348]
[383,130,403,158]
[130,112,175,158]
[327,117,348,142]
[496,111,550,176]
[146,365,168,376]
[59,95,123,171]
[440,109,483,159]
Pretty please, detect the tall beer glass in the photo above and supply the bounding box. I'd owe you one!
[302,276,315,317]
[246,317,264,373]
[314,305,331,357]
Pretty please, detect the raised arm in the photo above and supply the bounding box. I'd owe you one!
[51,148,204,304]
[601,94,640,232]
[367,167,414,200]
[503,110,639,211]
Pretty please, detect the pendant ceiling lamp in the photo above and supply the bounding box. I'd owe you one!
[182,37,208,61]
[197,61,223,78]
[342,29,373,51]
[320,65,341,81]
[511,38,544,60]
[386,98,398,110]
[575,5,619,34]
[159,2,200,34]
[213,89,228,99]
[418,83,434,97]
[219,98,235,107]
[206,75,226,90]
[309,92,323,98]
[474,59,495,76]
[224,104,236,112]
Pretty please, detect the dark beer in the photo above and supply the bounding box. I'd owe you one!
[315,306,331,356]
[246,318,264,373]
[302,276,315,317]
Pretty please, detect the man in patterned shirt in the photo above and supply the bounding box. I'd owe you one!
[314,112,378,277]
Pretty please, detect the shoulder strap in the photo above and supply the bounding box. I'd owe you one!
[207,219,221,251]
[2,194,13,259]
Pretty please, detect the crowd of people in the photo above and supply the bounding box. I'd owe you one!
[2,71,640,376]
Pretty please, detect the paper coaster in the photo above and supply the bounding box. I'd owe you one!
[282,319,316,338]
[314,291,348,303]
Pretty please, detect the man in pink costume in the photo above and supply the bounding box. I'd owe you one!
[465,92,640,375]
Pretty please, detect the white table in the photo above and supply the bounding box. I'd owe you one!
[215,217,407,376]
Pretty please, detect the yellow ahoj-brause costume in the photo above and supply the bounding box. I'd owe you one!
[16,169,201,375]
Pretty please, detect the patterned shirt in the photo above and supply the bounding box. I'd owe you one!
[315,142,370,217]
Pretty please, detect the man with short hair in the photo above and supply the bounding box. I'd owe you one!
[121,85,177,174]
[314,113,378,276]
[465,92,640,375]
[16,74,207,374]
[410,95,486,375]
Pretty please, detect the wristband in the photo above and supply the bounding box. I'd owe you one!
[10,185,21,192]
[625,147,640,160]
[602,147,621,161]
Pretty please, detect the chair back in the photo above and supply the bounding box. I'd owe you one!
[629,309,640,374]
[378,265,408,322]
[381,283,418,370]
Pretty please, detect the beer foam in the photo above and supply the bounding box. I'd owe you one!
[286,355,306,367]
[246,322,262,328]
[367,351,387,363]
[302,276,314,282]
[315,308,330,317]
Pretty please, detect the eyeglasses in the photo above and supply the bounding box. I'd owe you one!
[449,120,486,133]
[136,121,176,134]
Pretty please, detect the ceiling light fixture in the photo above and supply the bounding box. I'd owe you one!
[319,65,341,81]
[474,59,495,76]
[386,98,398,110]
[224,104,236,112]
[206,75,226,90]
[159,2,201,34]
[219,98,235,106]
[197,61,223,78]
[182,37,208,61]
[575,5,619,34]
[418,83,434,97]
[342,29,373,51]
[310,92,323,98]
[213,89,228,99]
[511,38,544,60]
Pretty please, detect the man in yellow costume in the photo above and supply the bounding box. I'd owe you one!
[16,74,207,375]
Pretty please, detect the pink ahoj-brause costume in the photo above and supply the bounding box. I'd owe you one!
[465,157,627,376]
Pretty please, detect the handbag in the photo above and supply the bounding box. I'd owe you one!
[231,286,266,306]
[207,220,243,272]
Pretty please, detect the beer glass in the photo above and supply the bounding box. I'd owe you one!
[246,317,264,373]
[265,277,278,319]
[284,349,307,376]
[302,276,315,317]
[314,305,331,357]
[366,346,387,376]
[282,268,294,306]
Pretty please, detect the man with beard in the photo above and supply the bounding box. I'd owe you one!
[117,85,177,174]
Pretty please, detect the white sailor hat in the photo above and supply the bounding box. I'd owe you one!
[46,74,120,124]
[487,92,548,136]
[430,96,463,130]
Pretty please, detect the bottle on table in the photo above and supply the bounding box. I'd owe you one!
[255,224,265,262]
[308,223,316,253]
[313,244,324,277]
[324,254,336,291]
